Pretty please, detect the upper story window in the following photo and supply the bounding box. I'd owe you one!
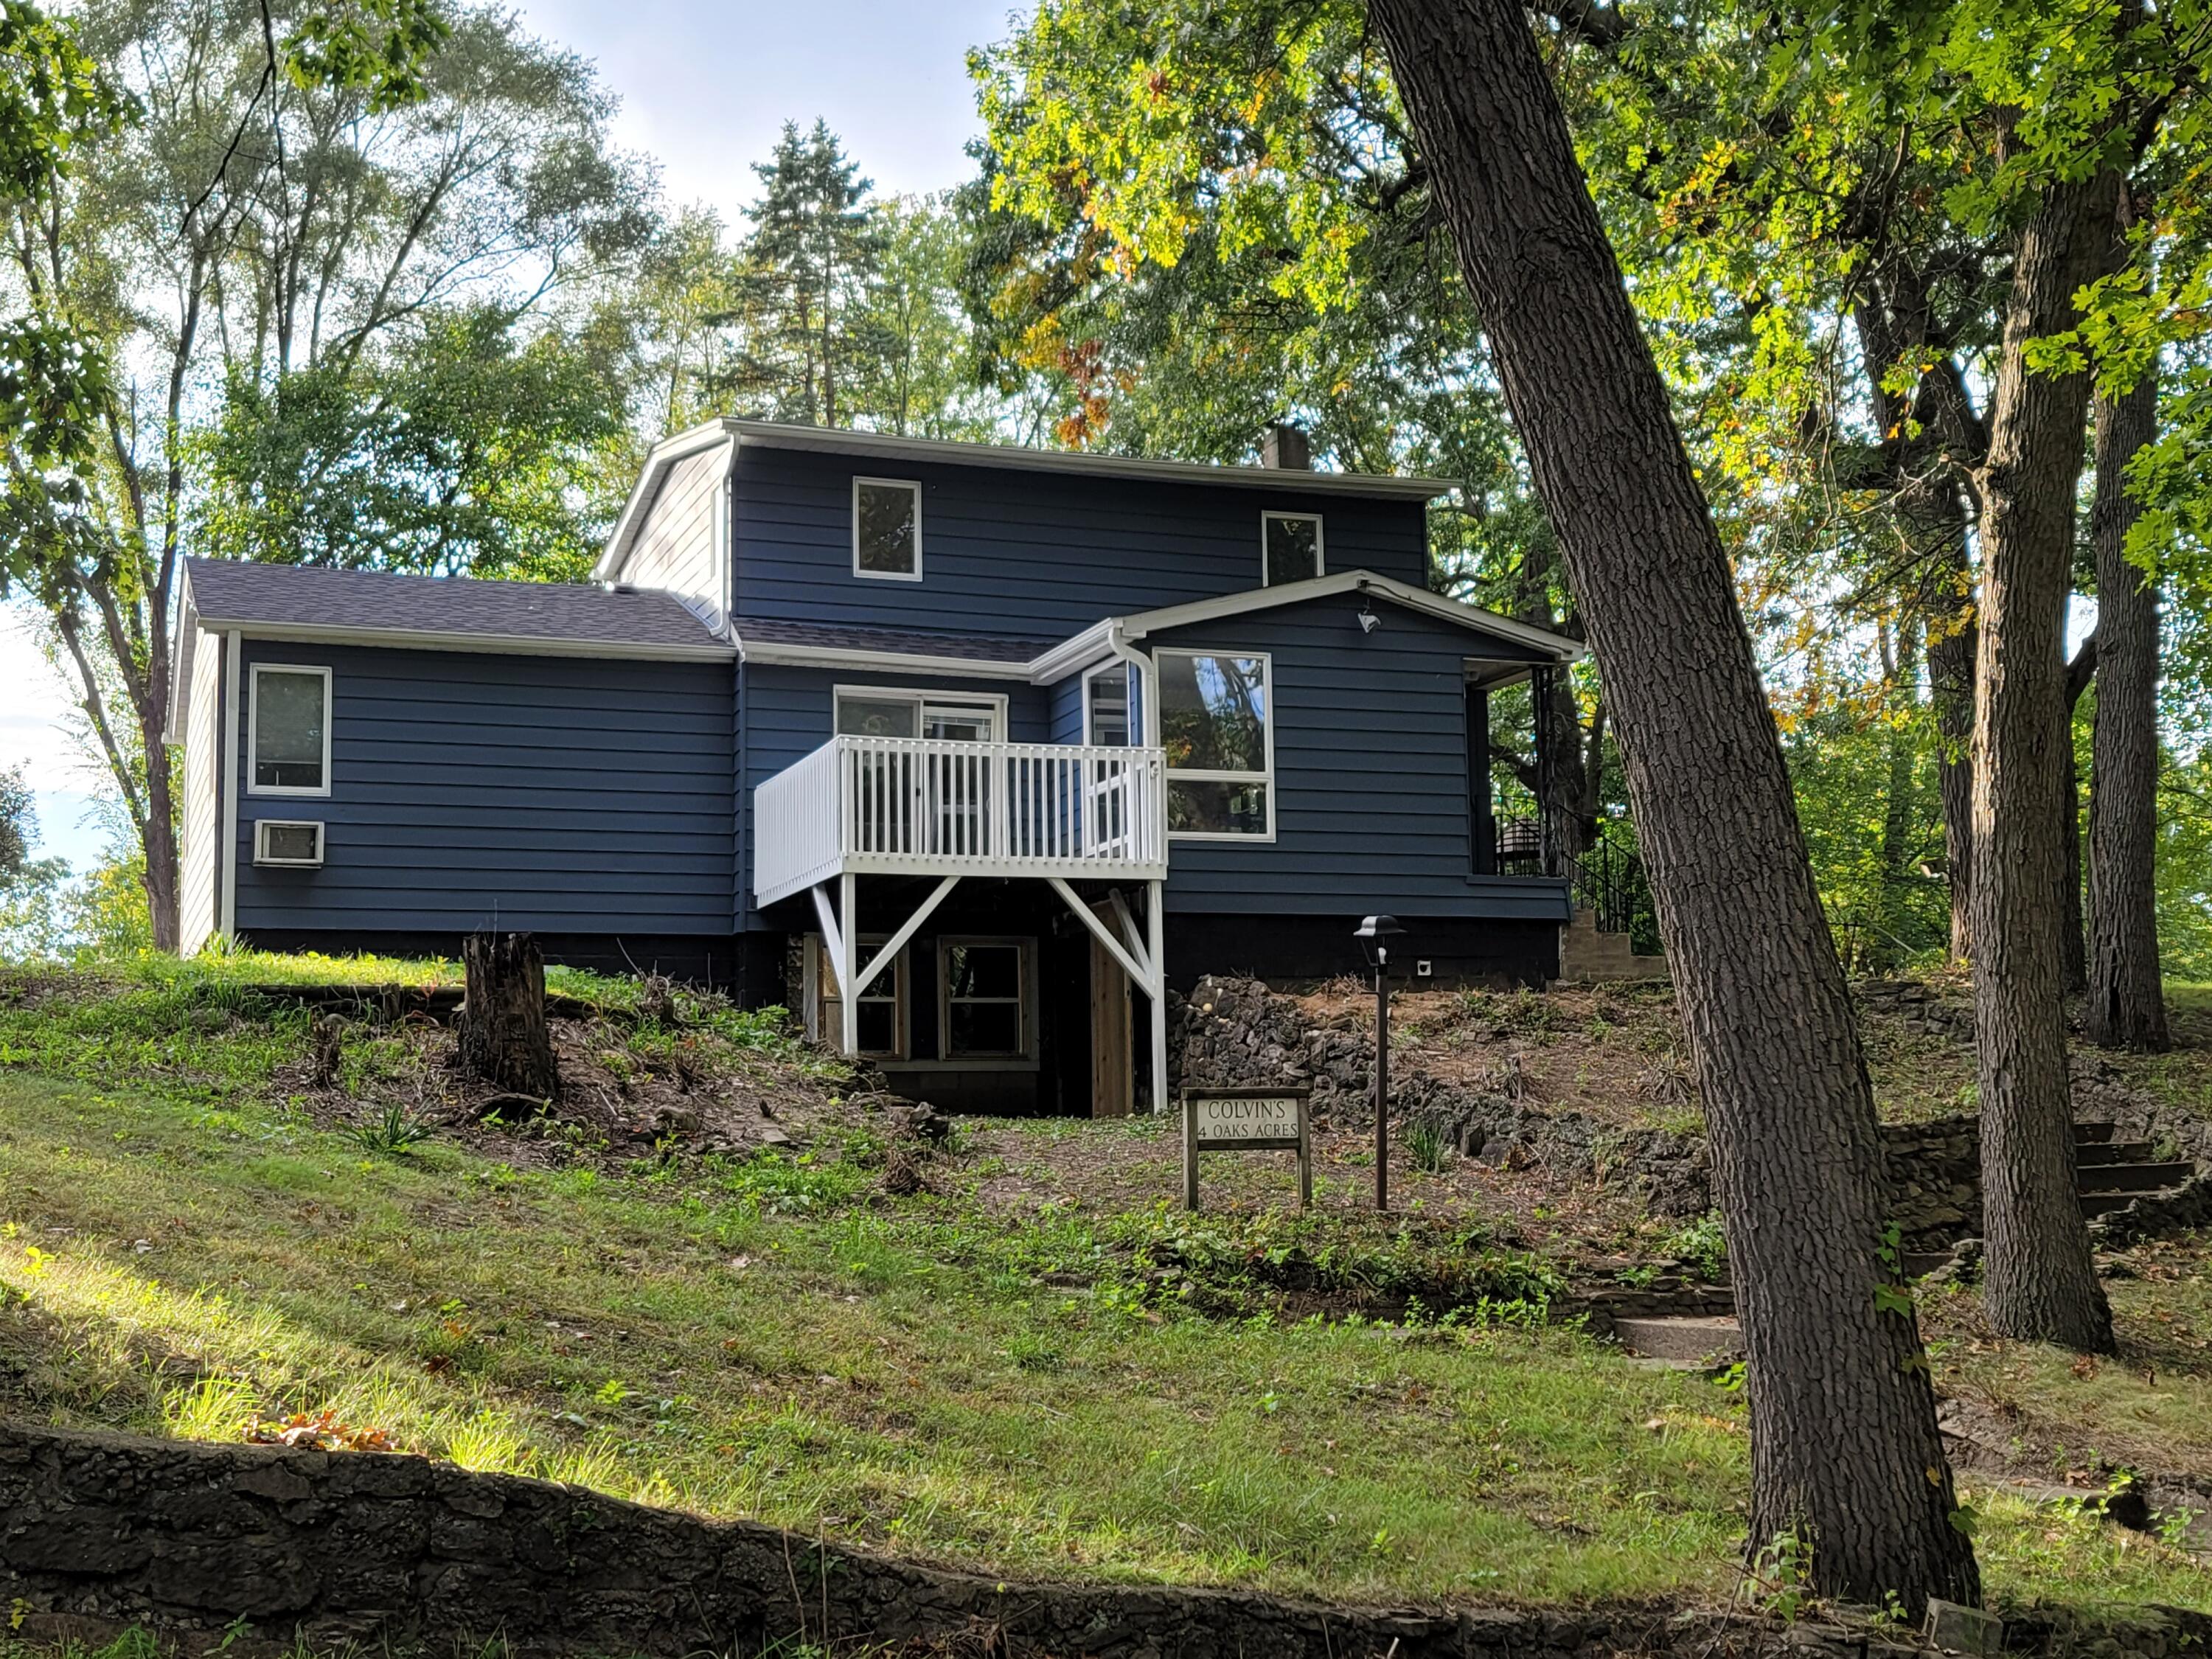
[1158,650,1273,838]
[248,664,331,796]
[854,477,922,580]
[1262,511,1324,585]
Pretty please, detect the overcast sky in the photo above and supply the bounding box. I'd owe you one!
[3,0,1026,873]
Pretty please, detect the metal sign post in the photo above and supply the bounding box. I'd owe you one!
[1181,1088,1312,1211]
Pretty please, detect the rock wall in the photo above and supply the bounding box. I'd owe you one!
[1,1420,2205,1659]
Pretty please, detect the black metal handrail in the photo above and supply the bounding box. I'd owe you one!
[1561,830,1654,940]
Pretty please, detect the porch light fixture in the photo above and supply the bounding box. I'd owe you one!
[1354,914,1405,1211]
[1357,602,1380,634]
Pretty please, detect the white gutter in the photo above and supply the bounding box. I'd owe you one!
[190,617,736,664]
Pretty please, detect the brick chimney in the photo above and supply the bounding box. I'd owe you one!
[1261,422,1312,470]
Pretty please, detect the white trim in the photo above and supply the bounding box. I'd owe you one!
[1080,659,1135,745]
[246,663,333,799]
[1155,647,1276,843]
[720,418,1454,498]
[852,476,925,582]
[810,883,846,1010]
[196,617,733,664]
[818,929,911,1060]
[1027,619,1120,685]
[594,423,735,582]
[1048,877,1156,995]
[740,636,1036,679]
[1122,571,1586,662]
[1260,509,1325,586]
[851,874,959,1000]
[252,818,326,867]
[833,684,1008,742]
[936,934,1037,1063]
[1147,880,1167,1116]
[219,631,240,939]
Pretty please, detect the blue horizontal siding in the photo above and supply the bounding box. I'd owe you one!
[233,643,735,937]
[731,447,1431,639]
[1144,597,1571,922]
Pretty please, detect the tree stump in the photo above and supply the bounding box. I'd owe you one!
[459,932,560,1100]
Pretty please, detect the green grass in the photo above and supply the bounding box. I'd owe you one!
[0,956,2207,1616]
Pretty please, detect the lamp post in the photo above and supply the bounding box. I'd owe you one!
[1354,914,1405,1211]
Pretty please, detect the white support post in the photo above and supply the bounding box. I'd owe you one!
[838,872,860,1058]
[852,874,959,999]
[1046,876,1154,995]
[1147,878,1168,1117]
[810,883,846,994]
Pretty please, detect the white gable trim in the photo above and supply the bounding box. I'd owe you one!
[594,422,737,583]
[1118,571,1586,662]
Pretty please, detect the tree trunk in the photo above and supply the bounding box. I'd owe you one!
[2087,362,2170,1051]
[1930,606,1979,961]
[1366,0,1980,1610]
[143,741,181,953]
[1877,621,1922,970]
[459,932,561,1099]
[1969,170,2117,1354]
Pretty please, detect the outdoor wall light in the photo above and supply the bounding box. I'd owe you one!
[1357,604,1381,634]
[1354,914,1405,1211]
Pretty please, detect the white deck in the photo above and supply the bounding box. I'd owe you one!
[754,734,1169,908]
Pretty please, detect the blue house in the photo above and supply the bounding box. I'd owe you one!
[170,420,1582,1114]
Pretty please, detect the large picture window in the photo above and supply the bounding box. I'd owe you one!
[1262,511,1324,585]
[940,938,1029,1058]
[853,477,922,580]
[1157,650,1273,838]
[248,664,331,796]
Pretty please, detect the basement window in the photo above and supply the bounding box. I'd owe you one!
[814,935,907,1060]
[253,820,324,867]
[940,938,1030,1059]
[248,664,332,796]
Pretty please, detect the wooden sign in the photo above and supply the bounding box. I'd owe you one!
[1182,1088,1312,1210]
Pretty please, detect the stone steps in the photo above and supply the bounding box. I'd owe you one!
[2076,1139,2159,1166]
[1555,909,1668,984]
[1612,1315,1744,1365]
[2076,1159,2194,1194]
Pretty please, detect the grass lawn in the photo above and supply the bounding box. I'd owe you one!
[0,956,2206,1617]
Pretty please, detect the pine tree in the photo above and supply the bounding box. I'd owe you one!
[735,119,885,426]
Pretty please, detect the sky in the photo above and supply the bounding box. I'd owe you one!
[1,0,1025,874]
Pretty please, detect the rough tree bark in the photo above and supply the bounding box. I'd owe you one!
[1969,169,2117,1354]
[2087,358,2170,1051]
[459,933,561,1100]
[2058,637,2099,998]
[1366,0,1980,1609]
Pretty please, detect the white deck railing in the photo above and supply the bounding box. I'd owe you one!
[754,735,1168,906]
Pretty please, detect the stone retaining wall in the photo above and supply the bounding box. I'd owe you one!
[1,1421,2205,1659]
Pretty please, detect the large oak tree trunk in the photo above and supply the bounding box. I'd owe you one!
[1930,615,1980,961]
[1366,0,1980,1609]
[1969,172,2116,1354]
[460,933,561,1100]
[2087,362,2170,1051]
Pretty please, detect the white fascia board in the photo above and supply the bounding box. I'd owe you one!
[735,636,1037,681]
[195,618,736,664]
[1025,619,1121,684]
[1116,569,1587,662]
[163,591,201,745]
[723,420,1453,500]
[592,422,737,582]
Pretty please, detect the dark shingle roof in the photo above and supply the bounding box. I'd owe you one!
[185,559,727,655]
[731,616,1058,664]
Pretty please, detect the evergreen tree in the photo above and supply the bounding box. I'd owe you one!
[735,119,886,426]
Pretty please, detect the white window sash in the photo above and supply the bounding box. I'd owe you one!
[1156,649,1276,841]
[246,663,333,799]
[852,476,924,582]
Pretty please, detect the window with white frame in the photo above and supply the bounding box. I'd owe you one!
[1261,511,1324,585]
[248,664,331,796]
[940,938,1029,1058]
[853,477,922,580]
[1083,663,1133,745]
[817,935,907,1059]
[1157,650,1272,838]
[834,688,1002,742]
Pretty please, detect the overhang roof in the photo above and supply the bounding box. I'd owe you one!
[181,558,733,661]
